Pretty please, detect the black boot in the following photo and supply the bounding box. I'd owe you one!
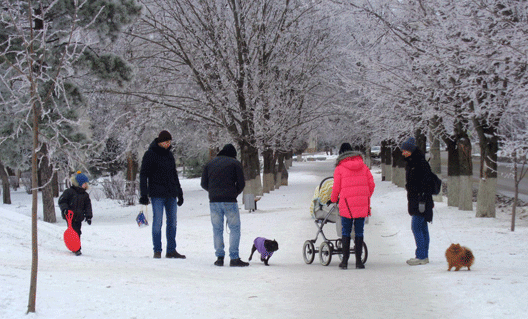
[230,258,249,267]
[355,237,365,269]
[214,256,224,266]
[339,236,350,269]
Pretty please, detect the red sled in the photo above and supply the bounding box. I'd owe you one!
[64,210,81,252]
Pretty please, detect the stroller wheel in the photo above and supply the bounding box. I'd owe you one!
[352,241,369,265]
[303,240,315,264]
[361,241,368,265]
[319,241,333,266]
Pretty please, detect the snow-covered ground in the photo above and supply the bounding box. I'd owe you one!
[1,157,528,319]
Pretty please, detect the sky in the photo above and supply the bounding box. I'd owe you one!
[1,156,528,319]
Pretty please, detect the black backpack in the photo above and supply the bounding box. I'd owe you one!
[430,172,442,195]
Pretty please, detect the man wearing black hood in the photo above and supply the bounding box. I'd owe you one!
[401,137,434,266]
[139,130,185,259]
[201,144,248,267]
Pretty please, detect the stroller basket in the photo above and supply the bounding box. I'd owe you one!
[314,205,338,223]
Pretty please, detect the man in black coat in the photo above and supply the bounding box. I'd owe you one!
[139,130,185,259]
[201,144,248,267]
[402,137,434,266]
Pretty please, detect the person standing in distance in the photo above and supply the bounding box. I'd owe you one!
[139,130,185,259]
[201,144,248,267]
[401,137,434,266]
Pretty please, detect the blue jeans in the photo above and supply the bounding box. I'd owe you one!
[151,197,177,253]
[411,215,429,259]
[341,216,365,238]
[209,202,241,259]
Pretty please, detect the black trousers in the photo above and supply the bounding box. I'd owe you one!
[71,220,82,237]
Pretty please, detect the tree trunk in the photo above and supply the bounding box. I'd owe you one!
[511,153,519,231]
[281,165,289,186]
[275,152,286,189]
[0,160,12,204]
[52,171,59,198]
[392,146,405,188]
[445,138,460,207]
[40,143,57,223]
[416,130,426,154]
[381,141,392,182]
[125,152,139,206]
[457,136,473,211]
[511,153,528,231]
[240,141,262,196]
[429,134,443,202]
[28,86,39,314]
[262,149,274,193]
[285,151,293,169]
[474,119,499,218]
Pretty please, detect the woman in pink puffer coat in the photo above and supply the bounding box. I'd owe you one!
[330,143,375,269]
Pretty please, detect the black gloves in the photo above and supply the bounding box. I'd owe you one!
[326,200,332,206]
[86,218,92,225]
[139,196,150,205]
[177,189,184,206]
[177,194,184,206]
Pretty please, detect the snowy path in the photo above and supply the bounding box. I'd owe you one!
[2,159,528,318]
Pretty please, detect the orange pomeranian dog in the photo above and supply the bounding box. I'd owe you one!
[445,243,474,271]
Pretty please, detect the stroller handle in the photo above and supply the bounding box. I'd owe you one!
[318,176,333,191]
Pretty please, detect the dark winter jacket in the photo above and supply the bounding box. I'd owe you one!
[404,149,434,222]
[58,177,93,223]
[140,139,183,199]
[201,147,245,202]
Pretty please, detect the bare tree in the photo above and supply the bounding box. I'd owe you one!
[126,0,336,195]
[332,0,528,219]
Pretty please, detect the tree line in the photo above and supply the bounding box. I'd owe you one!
[2,0,528,313]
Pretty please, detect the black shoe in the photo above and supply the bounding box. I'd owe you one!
[75,249,82,256]
[166,251,186,259]
[230,258,249,267]
[339,261,348,269]
[153,252,161,259]
[214,257,224,266]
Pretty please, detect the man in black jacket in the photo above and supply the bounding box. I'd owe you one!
[139,130,185,259]
[402,137,434,266]
[201,144,248,267]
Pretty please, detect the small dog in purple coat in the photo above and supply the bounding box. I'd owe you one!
[248,237,279,266]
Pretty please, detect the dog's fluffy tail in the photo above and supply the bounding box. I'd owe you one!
[462,249,474,264]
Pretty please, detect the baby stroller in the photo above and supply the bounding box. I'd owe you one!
[303,176,368,266]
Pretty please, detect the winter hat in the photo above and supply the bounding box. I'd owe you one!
[401,137,417,152]
[339,143,353,155]
[75,171,89,186]
[157,130,172,143]
[218,144,237,158]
